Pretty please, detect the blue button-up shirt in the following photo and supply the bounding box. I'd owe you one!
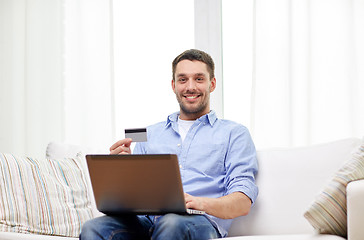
[134,111,258,237]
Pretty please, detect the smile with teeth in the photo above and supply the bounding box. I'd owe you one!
[186,95,198,99]
[184,94,201,100]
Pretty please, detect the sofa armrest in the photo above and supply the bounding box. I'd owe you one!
[347,179,364,240]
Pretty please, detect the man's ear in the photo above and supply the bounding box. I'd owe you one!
[171,79,176,92]
[210,77,216,92]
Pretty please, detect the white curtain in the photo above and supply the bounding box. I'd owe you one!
[63,0,113,151]
[1,0,363,157]
[0,0,193,157]
[223,0,364,149]
[0,0,113,157]
[0,0,64,158]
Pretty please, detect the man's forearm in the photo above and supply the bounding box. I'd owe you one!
[185,192,252,219]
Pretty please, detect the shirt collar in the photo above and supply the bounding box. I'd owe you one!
[165,110,218,127]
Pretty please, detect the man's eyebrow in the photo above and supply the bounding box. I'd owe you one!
[194,73,206,77]
[176,73,206,77]
[176,73,187,77]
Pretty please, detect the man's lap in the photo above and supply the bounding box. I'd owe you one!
[79,214,221,240]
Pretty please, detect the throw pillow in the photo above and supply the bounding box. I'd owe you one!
[0,153,94,237]
[304,142,364,237]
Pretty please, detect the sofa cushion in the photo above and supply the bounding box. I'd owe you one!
[45,141,106,160]
[45,141,106,218]
[303,142,364,237]
[0,153,94,237]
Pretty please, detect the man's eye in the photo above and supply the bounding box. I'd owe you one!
[179,78,186,82]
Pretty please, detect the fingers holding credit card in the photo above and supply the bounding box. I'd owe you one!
[110,128,147,155]
[109,138,133,155]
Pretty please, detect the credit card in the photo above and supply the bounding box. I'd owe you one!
[125,128,147,142]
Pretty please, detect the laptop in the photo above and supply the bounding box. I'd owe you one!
[86,154,205,215]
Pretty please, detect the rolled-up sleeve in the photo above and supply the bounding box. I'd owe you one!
[224,125,258,204]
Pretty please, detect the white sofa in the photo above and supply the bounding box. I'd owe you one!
[0,138,363,240]
[224,137,364,240]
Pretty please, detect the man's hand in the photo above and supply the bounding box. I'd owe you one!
[185,193,206,211]
[184,192,252,219]
[109,138,133,154]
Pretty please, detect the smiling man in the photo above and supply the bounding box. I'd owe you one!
[80,49,258,240]
[172,56,216,120]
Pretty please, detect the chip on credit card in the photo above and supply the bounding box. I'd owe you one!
[125,128,147,142]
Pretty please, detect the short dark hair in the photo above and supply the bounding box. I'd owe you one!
[172,49,215,81]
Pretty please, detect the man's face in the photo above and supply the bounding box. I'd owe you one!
[172,60,216,120]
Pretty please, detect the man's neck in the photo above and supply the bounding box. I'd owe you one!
[179,110,210,121]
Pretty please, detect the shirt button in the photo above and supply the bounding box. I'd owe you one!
[177,144,181,147]
[179,164,183,169]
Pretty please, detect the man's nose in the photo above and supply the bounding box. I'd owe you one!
[186,79,197,91]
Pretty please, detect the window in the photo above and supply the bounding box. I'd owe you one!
[222,0,255,128]
[113,0,195,138]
